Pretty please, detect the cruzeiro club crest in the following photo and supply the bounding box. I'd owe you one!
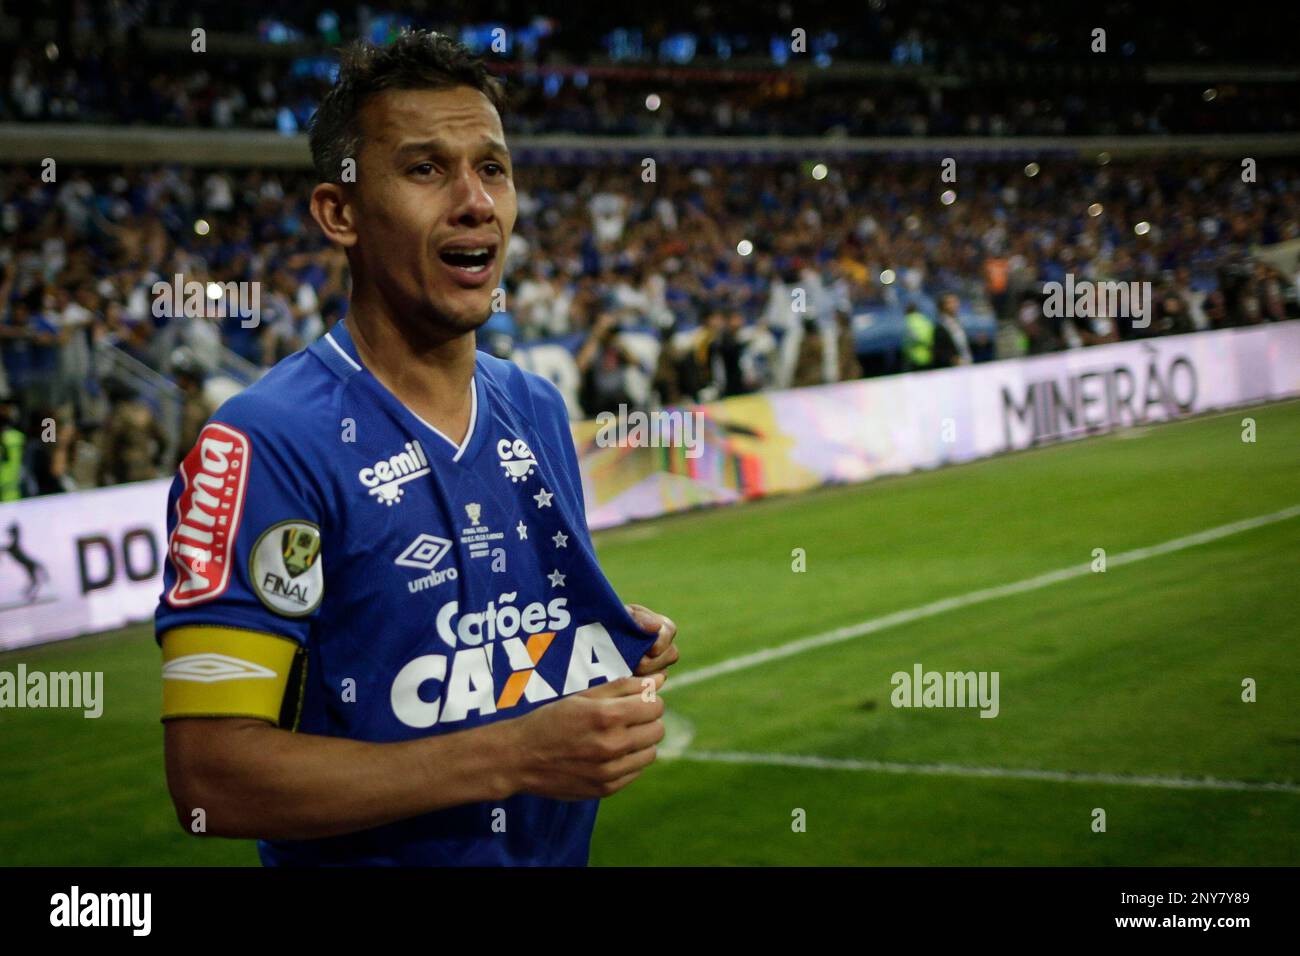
[281,526,321,577]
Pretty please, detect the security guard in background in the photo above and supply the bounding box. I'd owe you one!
[0,399,24,500]
[904,302,936,371]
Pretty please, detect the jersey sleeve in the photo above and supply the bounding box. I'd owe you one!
[155,402,326,724]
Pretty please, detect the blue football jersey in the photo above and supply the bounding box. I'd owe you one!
[156,319,657,866]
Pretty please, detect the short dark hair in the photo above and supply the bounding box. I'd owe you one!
[308,29,508,185]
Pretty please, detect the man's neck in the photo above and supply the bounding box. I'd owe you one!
[346,301,478,448]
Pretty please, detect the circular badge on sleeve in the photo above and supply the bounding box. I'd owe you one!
[250,520,324,617]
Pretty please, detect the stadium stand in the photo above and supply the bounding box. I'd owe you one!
[1,0,1298,499]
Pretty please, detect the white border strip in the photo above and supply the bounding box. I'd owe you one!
[674,750,1300,794]
[326,328,478,457]
[407,377,478,459]
[323,331,362,372]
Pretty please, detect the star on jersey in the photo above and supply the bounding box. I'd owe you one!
[533,488,554,508]
[516,521,528,540]
[552,530,568,548]
[547,569,566,588]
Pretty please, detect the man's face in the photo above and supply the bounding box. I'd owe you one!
[351,86,516,336]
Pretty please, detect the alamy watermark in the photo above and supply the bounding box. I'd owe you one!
[891,663,1000,718]
[152,273,261,327]
[1,664,103,718]
[1043,273,1151,330]
[50,886,150,936]
[595,404,704,459]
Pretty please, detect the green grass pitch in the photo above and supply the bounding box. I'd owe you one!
[2,399,1297,866]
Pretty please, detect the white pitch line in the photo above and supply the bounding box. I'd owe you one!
[664,504,1300,691]
[674,750,1300,795]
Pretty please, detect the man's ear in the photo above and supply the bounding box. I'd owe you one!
[310,182,358,248]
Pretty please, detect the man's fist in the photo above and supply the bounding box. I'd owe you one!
[505,673,666,801]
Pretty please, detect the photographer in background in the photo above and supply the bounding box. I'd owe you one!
[576,311,637,417]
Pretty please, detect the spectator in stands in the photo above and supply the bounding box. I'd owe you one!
[736,314,779,393]
[1174,267,1210,332]
[575,312,637,417]
[261,267,324,365]
[1017,292,1056,355]
[984,252,1011,321]
[1,288,65,411]
[1059,298,1119,349]
[651,329,687,407]
[1257,264,1288,323]
[22,406,73,496]
[96,382,167,485]
[834,311,862,382]
[173,357,214,470]
[51,282,96,418]
[1153,284,1197,339]
[709,310,748,397]
[932,293,974,368]
[792,317,827,388]
[514,260,571,338]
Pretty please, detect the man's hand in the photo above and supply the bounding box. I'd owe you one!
[627,603,679,677]
[505,673,666,800]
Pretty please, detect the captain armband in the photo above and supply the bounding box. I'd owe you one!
[160,626,306,728]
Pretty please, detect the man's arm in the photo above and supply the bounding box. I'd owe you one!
[165,672,665,841]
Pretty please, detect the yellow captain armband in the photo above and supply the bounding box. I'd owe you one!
[160,626,306,728]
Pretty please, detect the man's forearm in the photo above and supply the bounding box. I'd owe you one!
[166,716,524,841]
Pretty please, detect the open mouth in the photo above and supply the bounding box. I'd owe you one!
[438,245,497,278]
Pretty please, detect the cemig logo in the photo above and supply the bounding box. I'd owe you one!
[359,440,430,506]
[497,437,538,482]
[167,422,249,606]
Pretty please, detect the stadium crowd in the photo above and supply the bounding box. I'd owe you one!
[5,1,1298,136]
[2,154,1298,499]
[9,42,1299,137]
[14,0,1298,68]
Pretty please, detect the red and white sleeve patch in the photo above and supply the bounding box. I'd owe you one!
[166,422,251,607]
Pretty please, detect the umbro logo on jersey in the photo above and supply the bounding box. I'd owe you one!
[396,533,459,593]
[497,437,538,482]
[359,440,430,506]
[396,534,452,570]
